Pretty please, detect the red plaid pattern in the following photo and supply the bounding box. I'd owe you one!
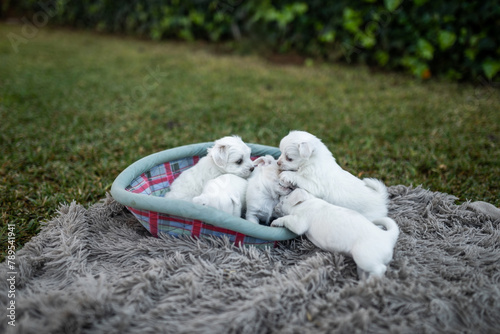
[125,156,277,248]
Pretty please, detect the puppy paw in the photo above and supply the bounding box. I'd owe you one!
[277,183,293,196]
[279,171,296,188]
[270,217,285,227]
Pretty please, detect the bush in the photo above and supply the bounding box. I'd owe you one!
[3,0,500,81]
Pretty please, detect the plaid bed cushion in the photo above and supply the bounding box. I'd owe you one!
[125,156,277,248]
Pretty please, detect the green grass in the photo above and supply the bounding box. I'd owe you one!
[1,23,499,261]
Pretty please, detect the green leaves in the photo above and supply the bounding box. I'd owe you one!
[413,0,430,6]
[342,8,376,49]
[319,30,336,43]
[342,8,363,33]
[384,0,403,12]
[482,59,500,79]
[3,0,500,81]
[375,50,389,66]
[438,30,456,50]
[417,38,435,60]
[255,2,308,29]
[401,56,431,79]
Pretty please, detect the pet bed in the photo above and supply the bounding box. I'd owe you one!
[111,142,297,247]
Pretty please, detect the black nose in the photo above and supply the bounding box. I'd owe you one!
[250,167,254,172]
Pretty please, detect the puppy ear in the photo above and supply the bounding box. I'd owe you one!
[288,189,308,206]
[211,144,227,168]
[298,142,313,159]
[253,157,266,166]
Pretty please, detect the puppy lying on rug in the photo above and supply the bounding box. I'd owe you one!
[278,131,388,221]
[272,188,399,280]
[165,136,254,202]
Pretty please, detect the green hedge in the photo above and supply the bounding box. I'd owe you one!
[3,0,500,81]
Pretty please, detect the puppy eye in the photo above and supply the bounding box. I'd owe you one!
[286,156,293,162]
[236,159,243,165]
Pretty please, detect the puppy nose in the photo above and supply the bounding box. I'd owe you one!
[277,160,281,166]
[250,167,254,172]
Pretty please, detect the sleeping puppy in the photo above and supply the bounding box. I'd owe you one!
[272,189,399,280]
[193,174,248,217]
[277,130,388,221]
[165,136,254,202]
[245,155,290,224]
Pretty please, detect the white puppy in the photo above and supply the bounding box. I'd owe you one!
[272,189,399,280]
[245,155,289,225]
[278,131,388,221]
[193,174,248,217]
[164,136,254,202]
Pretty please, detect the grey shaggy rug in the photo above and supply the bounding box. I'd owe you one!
[1,185,500,334]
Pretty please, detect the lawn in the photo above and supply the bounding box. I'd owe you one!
[0,23,498,261]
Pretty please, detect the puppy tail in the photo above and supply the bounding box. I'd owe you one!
[373,217,400,243]
[363,178,388,201]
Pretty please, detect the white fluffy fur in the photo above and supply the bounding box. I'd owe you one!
[245,155,289,225]
[164,136,254,202]
[277,130,388,221]
[272,189,399,280]
[193,174,248,217]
